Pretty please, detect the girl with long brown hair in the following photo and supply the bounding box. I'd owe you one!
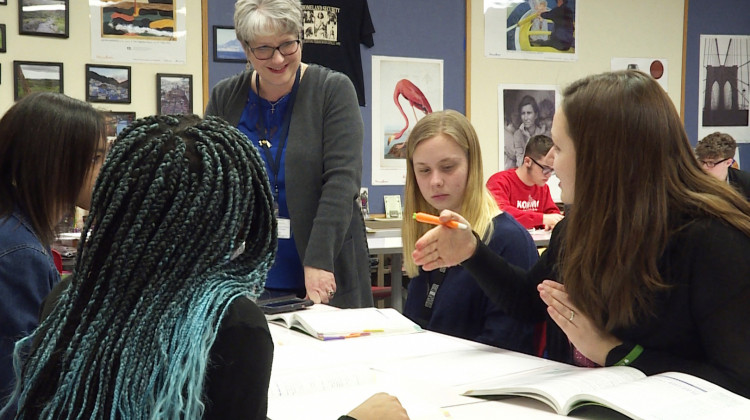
[411,70,750,398]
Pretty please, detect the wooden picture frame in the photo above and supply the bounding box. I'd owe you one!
[213,26,245,62]
[156,73,193,115]
[86,64,131,104]
[102,111,136,140]
[13,60,63,101]
[0,24,6,52]
[19,0,69,38]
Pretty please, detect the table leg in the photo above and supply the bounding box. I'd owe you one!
[390,253,403,312]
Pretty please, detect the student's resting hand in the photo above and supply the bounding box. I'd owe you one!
[412,210,476,271]
[542,213,564,231]
[537,280,622,365]
[346,392,409,420]
[304,266,336,304]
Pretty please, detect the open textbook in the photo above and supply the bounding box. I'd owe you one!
[463,364,750,419]
[266,307,422,340]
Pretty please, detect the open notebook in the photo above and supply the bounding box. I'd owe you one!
[266,307,422,340]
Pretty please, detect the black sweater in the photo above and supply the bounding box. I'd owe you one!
[461,216,750,398]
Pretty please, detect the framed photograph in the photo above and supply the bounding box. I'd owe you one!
[86,64,131,104]
[697,35,750,143]
[156,73,193,115]
[14,61,64,101]
[0,0,6,5]
[0,24,6,52]
[213,26,245,62]
[19,0,69,38]
[497,84,558,171]
[102,111,136,140]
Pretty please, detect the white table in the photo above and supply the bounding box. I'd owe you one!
[267,317,572,419]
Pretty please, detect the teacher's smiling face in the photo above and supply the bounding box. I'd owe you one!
[246,32,302,98]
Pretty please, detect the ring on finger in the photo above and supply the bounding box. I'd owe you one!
[569,310,575,322]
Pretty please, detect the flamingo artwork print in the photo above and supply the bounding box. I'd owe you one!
[371,55,442,185]
[386,79,433,158]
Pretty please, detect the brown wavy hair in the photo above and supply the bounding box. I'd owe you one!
[559,70,750,331]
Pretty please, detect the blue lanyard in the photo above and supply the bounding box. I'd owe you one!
[255,66,301,203]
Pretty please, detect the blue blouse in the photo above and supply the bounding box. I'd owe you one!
[238,89,304,291]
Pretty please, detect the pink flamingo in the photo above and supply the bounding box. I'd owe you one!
[387,79,433,145]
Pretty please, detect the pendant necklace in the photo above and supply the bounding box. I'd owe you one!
[267,94,288,114]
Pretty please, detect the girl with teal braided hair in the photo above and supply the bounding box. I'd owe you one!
[2,114,277,419]
[2,114,408,420]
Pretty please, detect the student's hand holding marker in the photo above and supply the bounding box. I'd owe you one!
[412,209,477,271]
[413,212,469,230]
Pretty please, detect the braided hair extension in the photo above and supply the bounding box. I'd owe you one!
[8,115,276,419]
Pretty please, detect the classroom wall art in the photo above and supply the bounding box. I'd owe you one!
[213,25,245,62]
[484,0,577,62]
[697,34,750,143]
[19,0,69,38]
[498,84,558,170]
[156,73,193,115]
[102,110,136,140]
[371,55,443,185]
[85,64,131,104]
[13,60,63,101]
[89,0,186,64]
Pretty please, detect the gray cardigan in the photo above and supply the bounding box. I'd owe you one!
[205,65,373,308]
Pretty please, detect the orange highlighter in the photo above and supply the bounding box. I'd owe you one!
[413,212,469,230]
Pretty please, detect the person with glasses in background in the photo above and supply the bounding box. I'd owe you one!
[695,132,750,200]
[487,134,564,230]
[206,0,373,308]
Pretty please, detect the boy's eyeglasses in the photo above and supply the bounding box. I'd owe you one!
[529,156,554,176]
[698,157,731,168]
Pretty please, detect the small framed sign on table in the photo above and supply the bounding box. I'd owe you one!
[383,195,402,219]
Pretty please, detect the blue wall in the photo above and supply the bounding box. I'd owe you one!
[205,1,466,214]
[684,0,750,165]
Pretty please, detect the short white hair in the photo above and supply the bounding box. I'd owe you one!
[234,0,302,46]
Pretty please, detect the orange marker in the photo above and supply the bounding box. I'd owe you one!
[413,212,469,230]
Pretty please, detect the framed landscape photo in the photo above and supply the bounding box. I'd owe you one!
[86,64,131,104]
[19,0,69,38]
[213,26,245,62]
[157,73,193,115]
[102,111,136,140]
[0,24,6,52]
[14,61,63,101]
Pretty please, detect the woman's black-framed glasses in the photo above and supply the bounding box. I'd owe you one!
[698,157,731,168]
[529,156,554,176]
[248,40,300,60]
